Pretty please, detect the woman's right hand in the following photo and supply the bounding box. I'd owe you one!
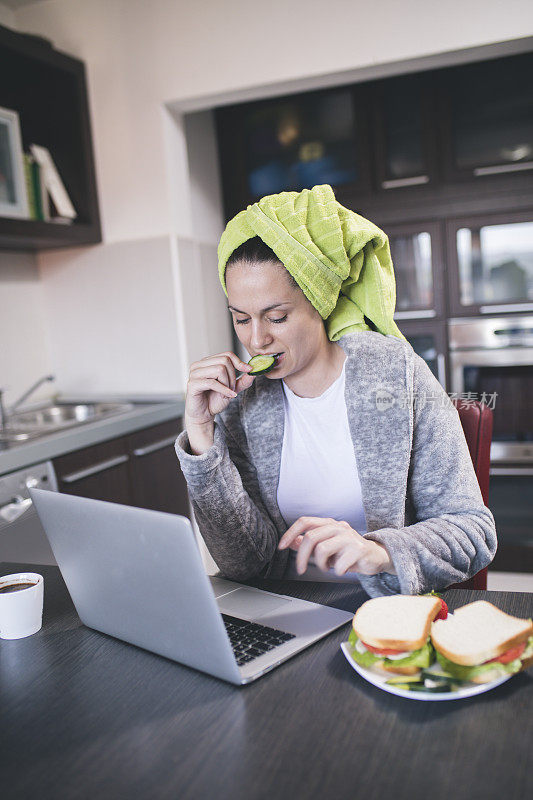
[184,352,254,453]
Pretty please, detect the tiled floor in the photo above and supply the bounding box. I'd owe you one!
[487,571,533,592]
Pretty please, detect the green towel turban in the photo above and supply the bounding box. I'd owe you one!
[218,184,404,342]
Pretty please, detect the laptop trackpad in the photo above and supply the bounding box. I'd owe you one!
[216,588,291,618]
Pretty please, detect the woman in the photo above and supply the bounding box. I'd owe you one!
[175,185,496,596]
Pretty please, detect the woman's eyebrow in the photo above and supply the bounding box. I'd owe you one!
[227,302,290,314]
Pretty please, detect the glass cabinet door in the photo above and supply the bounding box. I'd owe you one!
[386,221,445,317]
[442,52,533,179]
[241,87,369,201]
[448,213,533,313]
[396,321,448,388]
[373,72,436,190]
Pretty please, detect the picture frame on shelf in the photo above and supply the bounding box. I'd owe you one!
[0,106,29,220]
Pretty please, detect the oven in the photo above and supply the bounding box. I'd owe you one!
[449,315,533,570]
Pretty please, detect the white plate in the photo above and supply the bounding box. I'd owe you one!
[340,642,513,701]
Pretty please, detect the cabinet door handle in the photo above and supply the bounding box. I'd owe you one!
[490,466,533,477]
[381,175,429,189]
[61,454,129,484]
[132,436,177,458]
[394,309,437,320]
[474,161,533,177]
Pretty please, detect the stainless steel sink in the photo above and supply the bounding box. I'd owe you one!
[0,402,135,443]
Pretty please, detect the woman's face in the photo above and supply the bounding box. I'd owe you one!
[226,260,328,380]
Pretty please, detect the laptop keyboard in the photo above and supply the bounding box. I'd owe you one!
[222,614,296,667]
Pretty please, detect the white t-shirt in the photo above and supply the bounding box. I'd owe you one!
[277,359,366,580]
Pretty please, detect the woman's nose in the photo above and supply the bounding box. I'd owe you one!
[249,321,273,351]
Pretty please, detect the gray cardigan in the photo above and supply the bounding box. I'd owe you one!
[175,332,497,596]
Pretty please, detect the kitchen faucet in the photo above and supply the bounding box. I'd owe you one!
[0,375,56,430]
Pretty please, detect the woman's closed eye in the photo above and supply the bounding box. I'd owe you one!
[235,315,288,325]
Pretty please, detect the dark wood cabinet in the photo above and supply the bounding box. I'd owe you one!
[216,50,533,227]
[439,52,533,184]
[396,319,449,389]
[127,419,189,517]
[53,418,190,518]
[381,219,446,318]
[53,436,131,504]
[0,23,101,251]
[215,83,373,221]
[371,70,440,194]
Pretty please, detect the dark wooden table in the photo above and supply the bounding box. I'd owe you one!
[1,562,532,800]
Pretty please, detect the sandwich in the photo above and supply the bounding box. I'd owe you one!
[348,594,445,675]
[431,600,533,684]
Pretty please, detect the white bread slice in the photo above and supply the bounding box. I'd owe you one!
[379,662,421,676]
[352,595,442,651]
[366,661,422,677]
[431,601,533,667]
[470,668,509,685]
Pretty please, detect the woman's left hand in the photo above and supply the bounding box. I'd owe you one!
[278,517,395,576]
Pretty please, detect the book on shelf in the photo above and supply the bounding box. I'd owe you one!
[29,143,77,222]
[23,153,50,221]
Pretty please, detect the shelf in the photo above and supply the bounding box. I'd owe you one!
[0,216,101,251]
[0,23,101,252]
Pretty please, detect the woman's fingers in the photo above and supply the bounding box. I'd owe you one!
[332,547,366,576]
[190,362,235,391]
[313,536,352,572]
[279,515,391,577]
[294,525,341,575]
[194,378,237,400]
[235,372,255,393]
[278,516,335,550]
[190,353,251,390]
[287,534,304,551]
[192,352,250,376]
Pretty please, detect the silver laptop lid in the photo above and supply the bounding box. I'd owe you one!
[29,489,241,684]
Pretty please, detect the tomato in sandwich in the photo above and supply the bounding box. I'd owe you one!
[486,642,526,665]
[363,643,407,656]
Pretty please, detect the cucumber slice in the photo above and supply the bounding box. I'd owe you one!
[420,669,469,687]
[385,675,423,685]
[422,677,454,691]
[386,683,416,691]
[247,354,278,375]
[407,684,450,694]
[420,669,454,681]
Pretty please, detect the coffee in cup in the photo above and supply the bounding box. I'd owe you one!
[0,581,38,593]
[0,572,44,639]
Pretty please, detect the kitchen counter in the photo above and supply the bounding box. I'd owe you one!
[0,395,185,475]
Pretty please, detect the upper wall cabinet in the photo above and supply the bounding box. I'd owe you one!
[371,71,440,193]
[439,52,533,183]
[0,24,101,251]
[216,85,373,222]
[216,51,533,226]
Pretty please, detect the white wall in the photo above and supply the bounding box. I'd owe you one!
[38,237,185,396]
[0,3,15,27]
[2,0,532,402]
[0,251,53,408]
[13,0,533,243]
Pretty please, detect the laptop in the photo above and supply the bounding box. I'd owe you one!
[30,489,353,685]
